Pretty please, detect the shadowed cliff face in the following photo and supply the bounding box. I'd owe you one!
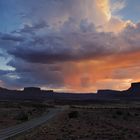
[97,82,140,96]
[127,82,140,95]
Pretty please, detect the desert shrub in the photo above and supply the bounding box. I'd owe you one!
[70,105,76,108]
[128,134,132,138]
[112,115,117,119]
[46,104,55,108]
[90,122,94,126]
[68,124,72,127]
[32,108,36,112]
[134,113,139,116]
[137,134,140,138]
[123,115,128,120]
[2,112,8,117]
[116,110,123,116]
[60,128,65,132]
[126,112,131,116]
[134,131,139,136]
[16,111,28,121]
[28,110,33,115]
[68,111,79,119]
[32,103,47,108]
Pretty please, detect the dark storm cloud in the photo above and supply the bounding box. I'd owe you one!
[3,59,64,89]
[8,35,111,64]
[1,34,24,42]
[3,20,140,65]
[16,21,49,35]
[0,34,24,42]
[6,19,117,64]
[9,40,109,64]
[1,0,140,91]
[0,70,11,75]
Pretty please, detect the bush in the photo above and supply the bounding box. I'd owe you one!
[68,111,79,119]
[112,115,117,119]
[116,110,123,116]
[16,111,29,121]
[134,113,139,116]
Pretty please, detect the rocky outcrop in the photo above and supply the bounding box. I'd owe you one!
[126,82,140,95]
[0,82,139,101]
[23,87,41,93]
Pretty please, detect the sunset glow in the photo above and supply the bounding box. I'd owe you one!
[1,0,140,92]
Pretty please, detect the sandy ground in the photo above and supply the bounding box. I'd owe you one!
[13,102,140,140]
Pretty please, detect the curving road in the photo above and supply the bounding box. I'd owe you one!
[0,107,67,140]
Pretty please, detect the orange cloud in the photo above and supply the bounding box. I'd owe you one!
[61,51,140,92]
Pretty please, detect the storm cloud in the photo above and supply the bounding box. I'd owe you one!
[1,0,140,92]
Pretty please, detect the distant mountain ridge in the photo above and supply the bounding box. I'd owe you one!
[0,82,140,101]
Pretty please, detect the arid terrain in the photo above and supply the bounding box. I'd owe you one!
[0,101,48,129]
[10,101,140,140]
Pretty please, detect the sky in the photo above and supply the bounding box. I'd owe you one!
[0,0,140,92]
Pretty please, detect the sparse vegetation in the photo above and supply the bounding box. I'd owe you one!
[2,101,140,140]
[14,101,140,140]
[68,111,79,118]
[0,101,49,129]
[16,111,29,121]
[116,110,123,115]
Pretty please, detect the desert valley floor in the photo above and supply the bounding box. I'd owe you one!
[0,101,139,140]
